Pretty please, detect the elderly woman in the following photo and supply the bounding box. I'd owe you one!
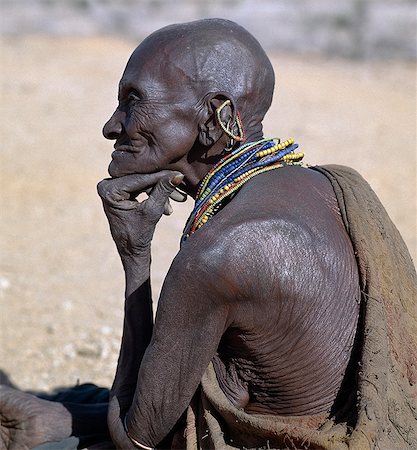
[1,18,415,450]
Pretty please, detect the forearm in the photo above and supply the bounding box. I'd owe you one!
[126,349,204,447]
[121,251,151,297]
[125,303,228,447]
[113,253,153,394]
[97,171,185,449]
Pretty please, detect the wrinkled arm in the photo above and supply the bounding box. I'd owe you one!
[111,272,153,414]
[97,171,184,449]
[125,250,231,447]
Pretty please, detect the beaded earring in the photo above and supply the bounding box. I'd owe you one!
[215,99,245,147]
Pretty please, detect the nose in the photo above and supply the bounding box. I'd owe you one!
[103,110,124,140]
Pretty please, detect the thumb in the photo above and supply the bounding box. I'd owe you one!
[107,396,121,429]
[145,173,184,216]
[107,396,136,449]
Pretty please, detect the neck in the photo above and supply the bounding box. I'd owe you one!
[180,127,265,198]
[181,136,303,241]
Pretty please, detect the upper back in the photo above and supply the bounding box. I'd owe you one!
[179,165,359,316]
[173,164,361,416]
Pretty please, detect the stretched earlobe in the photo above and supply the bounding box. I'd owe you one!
[198,122,216,147]
[197,95,224,146]
[215,100,245,144]
[197,94,245,148]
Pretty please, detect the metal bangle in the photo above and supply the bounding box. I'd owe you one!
[123,415,154,450]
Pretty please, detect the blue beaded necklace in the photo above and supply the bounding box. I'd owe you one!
[181,137,304,242]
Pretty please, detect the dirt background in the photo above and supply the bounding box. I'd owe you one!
[0,36,415,392]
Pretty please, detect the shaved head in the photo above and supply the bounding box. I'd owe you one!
[128,18,275,125]
[104,19,276,188]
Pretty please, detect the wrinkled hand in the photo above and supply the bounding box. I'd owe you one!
[107,396,138,450]
[0,386,70,450]
[97,171,184,258]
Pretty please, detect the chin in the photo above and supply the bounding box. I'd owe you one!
[108,162,125,178]
[108,161,150,178]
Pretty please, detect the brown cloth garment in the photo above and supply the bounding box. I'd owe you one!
[182,165,417,450]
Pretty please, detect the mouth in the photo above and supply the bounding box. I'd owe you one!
[111,144,141,161]
[113,144,136,153]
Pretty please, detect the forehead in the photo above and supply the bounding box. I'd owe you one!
[119,41,196,100]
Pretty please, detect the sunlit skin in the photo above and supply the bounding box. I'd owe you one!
[0,19,360,450]
[104,21,268,193]
[105,58,204,182]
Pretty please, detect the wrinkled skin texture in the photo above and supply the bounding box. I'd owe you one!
[97,171,184,449]
[0,19,360,450]
[0,386,71,449]
[100,19,360,448]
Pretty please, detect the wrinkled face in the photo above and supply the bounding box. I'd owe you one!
[103,44,200,178]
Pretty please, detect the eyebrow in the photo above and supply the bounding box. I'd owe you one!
[118,81,130,96]
[118,81,142,100]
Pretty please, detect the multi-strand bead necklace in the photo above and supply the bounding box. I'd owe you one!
[181,138,304,242]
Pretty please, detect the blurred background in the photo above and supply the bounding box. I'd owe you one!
[1,0,416,392]
[2,0,416,58]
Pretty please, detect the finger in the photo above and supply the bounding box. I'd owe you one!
[145,174,184,217]
[163,199,173,216]
[112,171,182,197]
[146,185,186,202]
[169,188,188,202]
[98,172,184,207]
[97,179,134,207]
[108,396,121,429]
[108,397,136,449]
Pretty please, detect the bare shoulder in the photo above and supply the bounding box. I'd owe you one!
[181,166,349,262]
[173,166,357,300]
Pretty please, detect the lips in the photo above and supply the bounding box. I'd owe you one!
[113,144,135,153]
[111,145,140,161]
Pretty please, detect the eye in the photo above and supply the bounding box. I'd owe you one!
[128,90,142,102]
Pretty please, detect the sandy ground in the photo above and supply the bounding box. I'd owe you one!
[0,36,415,392]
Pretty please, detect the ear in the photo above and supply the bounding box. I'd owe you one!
[197,92,236,147]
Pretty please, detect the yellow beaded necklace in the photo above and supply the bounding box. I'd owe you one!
[182,138,304,242]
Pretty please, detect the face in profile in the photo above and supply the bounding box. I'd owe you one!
[102,44,201,179]
[103,19,275,183]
